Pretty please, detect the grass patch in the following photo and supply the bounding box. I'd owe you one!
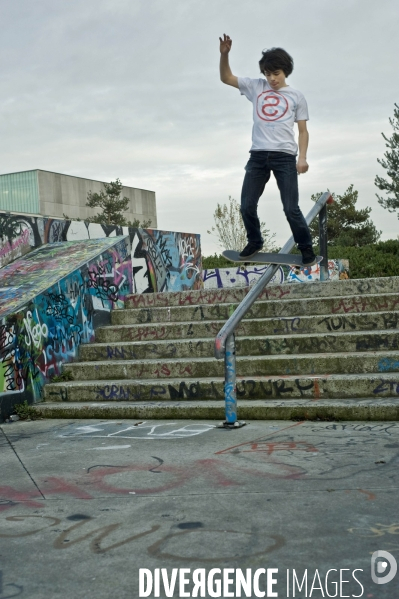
[50,371,74,383]
[13,400,40,421]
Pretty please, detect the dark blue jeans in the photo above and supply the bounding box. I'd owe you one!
[240,150,313,250]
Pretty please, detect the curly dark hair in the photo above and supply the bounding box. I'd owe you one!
[259,47,294,77]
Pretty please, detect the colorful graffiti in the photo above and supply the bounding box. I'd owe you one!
[0,237,131,316]
[130,229,202,293]
[0,212,203,293]
[202,260,349,289]
[0,237,132,420]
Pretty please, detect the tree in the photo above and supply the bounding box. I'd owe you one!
[85,178,129,225]
[84,178,151,228]
[126,217,152,228]
[309,185,381,247]
[207,196,277,251]
[375,103,399,216]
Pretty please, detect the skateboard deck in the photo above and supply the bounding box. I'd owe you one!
[222,250,323,268]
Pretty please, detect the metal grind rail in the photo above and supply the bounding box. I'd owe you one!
[215,191,334,428]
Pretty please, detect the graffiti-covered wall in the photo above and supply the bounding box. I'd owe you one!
[0,212,203,293]
[130,228,202,293]
[0,237,132,420]
[203,259,349,289]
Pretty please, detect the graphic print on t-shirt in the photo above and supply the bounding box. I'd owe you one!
[256,90,289,122]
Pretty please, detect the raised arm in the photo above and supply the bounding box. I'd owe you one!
[219,34,239,88]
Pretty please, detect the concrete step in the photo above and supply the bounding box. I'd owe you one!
[124,276,399,308]
[64,351,399,381]
[80,330,399,361]
[38,275,399,422]
[33,398,399,421]
[112,293,399,325]
[251,329,399,356]
[80,337,215,360]
[96,310,399,343]
[43,372,399,403]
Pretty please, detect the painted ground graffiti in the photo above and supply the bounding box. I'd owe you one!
[58,421,216,439]
[203,259,349,289]
[0,513,284,561]
[0,237,132,419]
[0,212,203,293]
[1,421,396,514]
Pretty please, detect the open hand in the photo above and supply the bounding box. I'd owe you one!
[219,34,232,54]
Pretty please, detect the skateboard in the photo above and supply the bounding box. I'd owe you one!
[222,250,323,268]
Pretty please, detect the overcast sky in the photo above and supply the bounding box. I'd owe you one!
[1,0,398,255]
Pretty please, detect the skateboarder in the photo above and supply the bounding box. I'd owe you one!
[219,34,317,266]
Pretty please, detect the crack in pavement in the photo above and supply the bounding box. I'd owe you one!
[0,426,45,500]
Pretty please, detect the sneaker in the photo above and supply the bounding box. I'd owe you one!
[301,246,317,266]
[239,242,263,259]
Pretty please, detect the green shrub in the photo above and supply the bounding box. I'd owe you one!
[202,240,399,279]
[326,241,399,279]
[202,253,237,269]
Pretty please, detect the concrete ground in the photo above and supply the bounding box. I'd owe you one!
[1,418,398,599]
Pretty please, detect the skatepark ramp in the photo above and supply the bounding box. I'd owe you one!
[0,236,132,420]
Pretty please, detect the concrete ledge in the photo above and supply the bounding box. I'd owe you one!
[33,398,399,421]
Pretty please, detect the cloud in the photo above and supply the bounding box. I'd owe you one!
[0,0,398,255]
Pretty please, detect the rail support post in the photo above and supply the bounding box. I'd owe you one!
[216,191,333,430]
[218,333,246,429]
[318,204,329,281]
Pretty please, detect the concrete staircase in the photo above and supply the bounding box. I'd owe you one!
[36,276,399,421]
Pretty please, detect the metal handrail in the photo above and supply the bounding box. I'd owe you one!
[215,191,333,427]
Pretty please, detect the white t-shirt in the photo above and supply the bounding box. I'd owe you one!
[238,77,309,155]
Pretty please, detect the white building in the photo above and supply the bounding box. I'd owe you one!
[0,169,157,226]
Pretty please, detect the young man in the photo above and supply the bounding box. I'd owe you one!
[219,33,317,265]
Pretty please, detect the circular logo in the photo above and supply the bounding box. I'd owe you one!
[371,550,398,585]
[256,91,289,122]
